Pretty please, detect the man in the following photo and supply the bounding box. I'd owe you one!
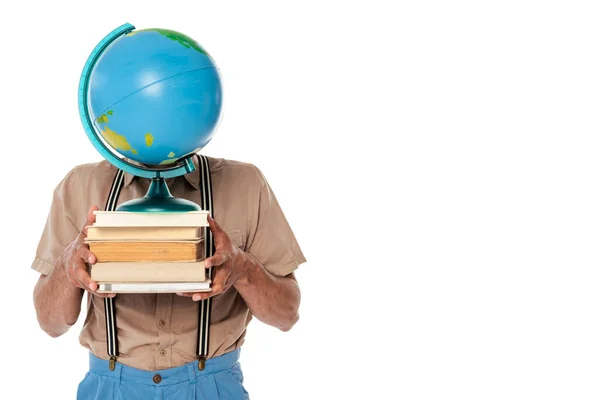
[32,155,305,399]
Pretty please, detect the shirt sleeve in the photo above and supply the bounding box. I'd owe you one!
[245,166,306,277]
[31,168,81,275]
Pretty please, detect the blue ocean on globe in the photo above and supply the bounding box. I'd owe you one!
[87,28,223,166]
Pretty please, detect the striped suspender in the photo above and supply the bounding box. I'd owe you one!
[103,169,125,371]
[196,154,215,370]
[103,156,214,371]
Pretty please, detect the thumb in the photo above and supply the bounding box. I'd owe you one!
[207,215,224,236]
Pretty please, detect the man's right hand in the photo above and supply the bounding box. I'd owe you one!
[60,205,115,298]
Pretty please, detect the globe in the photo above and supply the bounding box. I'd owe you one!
[78,23,223,211]
[81,24,222,168]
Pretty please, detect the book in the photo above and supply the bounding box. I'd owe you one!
[87,240,205,262]
[86,226,203,241]
[97,281,211,294]
[92,210,209,227]
[91,261,206,282]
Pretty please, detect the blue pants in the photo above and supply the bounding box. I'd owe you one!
[77,349,249,399]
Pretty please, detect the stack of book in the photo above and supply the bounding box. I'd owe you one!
[85,210,211,293]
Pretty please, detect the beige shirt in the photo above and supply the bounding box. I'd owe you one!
[32,156,306,371]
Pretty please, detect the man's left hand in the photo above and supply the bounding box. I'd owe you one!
[176,216,248,302]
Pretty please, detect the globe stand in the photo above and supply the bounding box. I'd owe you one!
[116,173,201,212]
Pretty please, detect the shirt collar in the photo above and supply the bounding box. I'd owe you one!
[122,156,201,189]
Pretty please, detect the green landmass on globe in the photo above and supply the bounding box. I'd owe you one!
[126,28,208,55]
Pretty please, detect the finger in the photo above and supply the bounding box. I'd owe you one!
[175,292,195,297]
[84,277,115,298]
[204,251,231,269]
[193,292,211,301]
[192,289,217,301]
[69,270,87,290]
[207,216,229,243]
[77,245,97,265]
[66,257,86,289]
[207,215,222,233]
[194,269,228,301]
[82,205,99,235]
[210,266,229,294]
[176,291,207,300]
[73,262,94,292]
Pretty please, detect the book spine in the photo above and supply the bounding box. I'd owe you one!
[91,262,206,282]
[89,242,205,263]
[93,212,209,227]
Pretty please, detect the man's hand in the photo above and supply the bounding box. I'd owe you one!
[177,216,248,301]
[59,205,115,298]
[176,216,300,331]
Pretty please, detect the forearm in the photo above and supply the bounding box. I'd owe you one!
[234,253,300,331]
[33,263,84,337]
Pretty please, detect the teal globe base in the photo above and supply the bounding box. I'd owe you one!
[116,178,201,212]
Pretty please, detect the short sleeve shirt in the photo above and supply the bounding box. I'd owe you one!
[32,156,306,370]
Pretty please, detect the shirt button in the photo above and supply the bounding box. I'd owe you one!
[153,374,162,384]
[160,350,167,356]
[158,319,166,327]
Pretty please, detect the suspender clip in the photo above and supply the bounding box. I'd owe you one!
[198,356,206,371]
[109,356,117,371]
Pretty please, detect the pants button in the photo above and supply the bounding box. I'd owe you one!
[153,374,162,384]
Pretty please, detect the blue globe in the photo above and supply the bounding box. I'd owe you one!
[85,27,223,166]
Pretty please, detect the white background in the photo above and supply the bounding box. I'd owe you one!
[1,0,600,399]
